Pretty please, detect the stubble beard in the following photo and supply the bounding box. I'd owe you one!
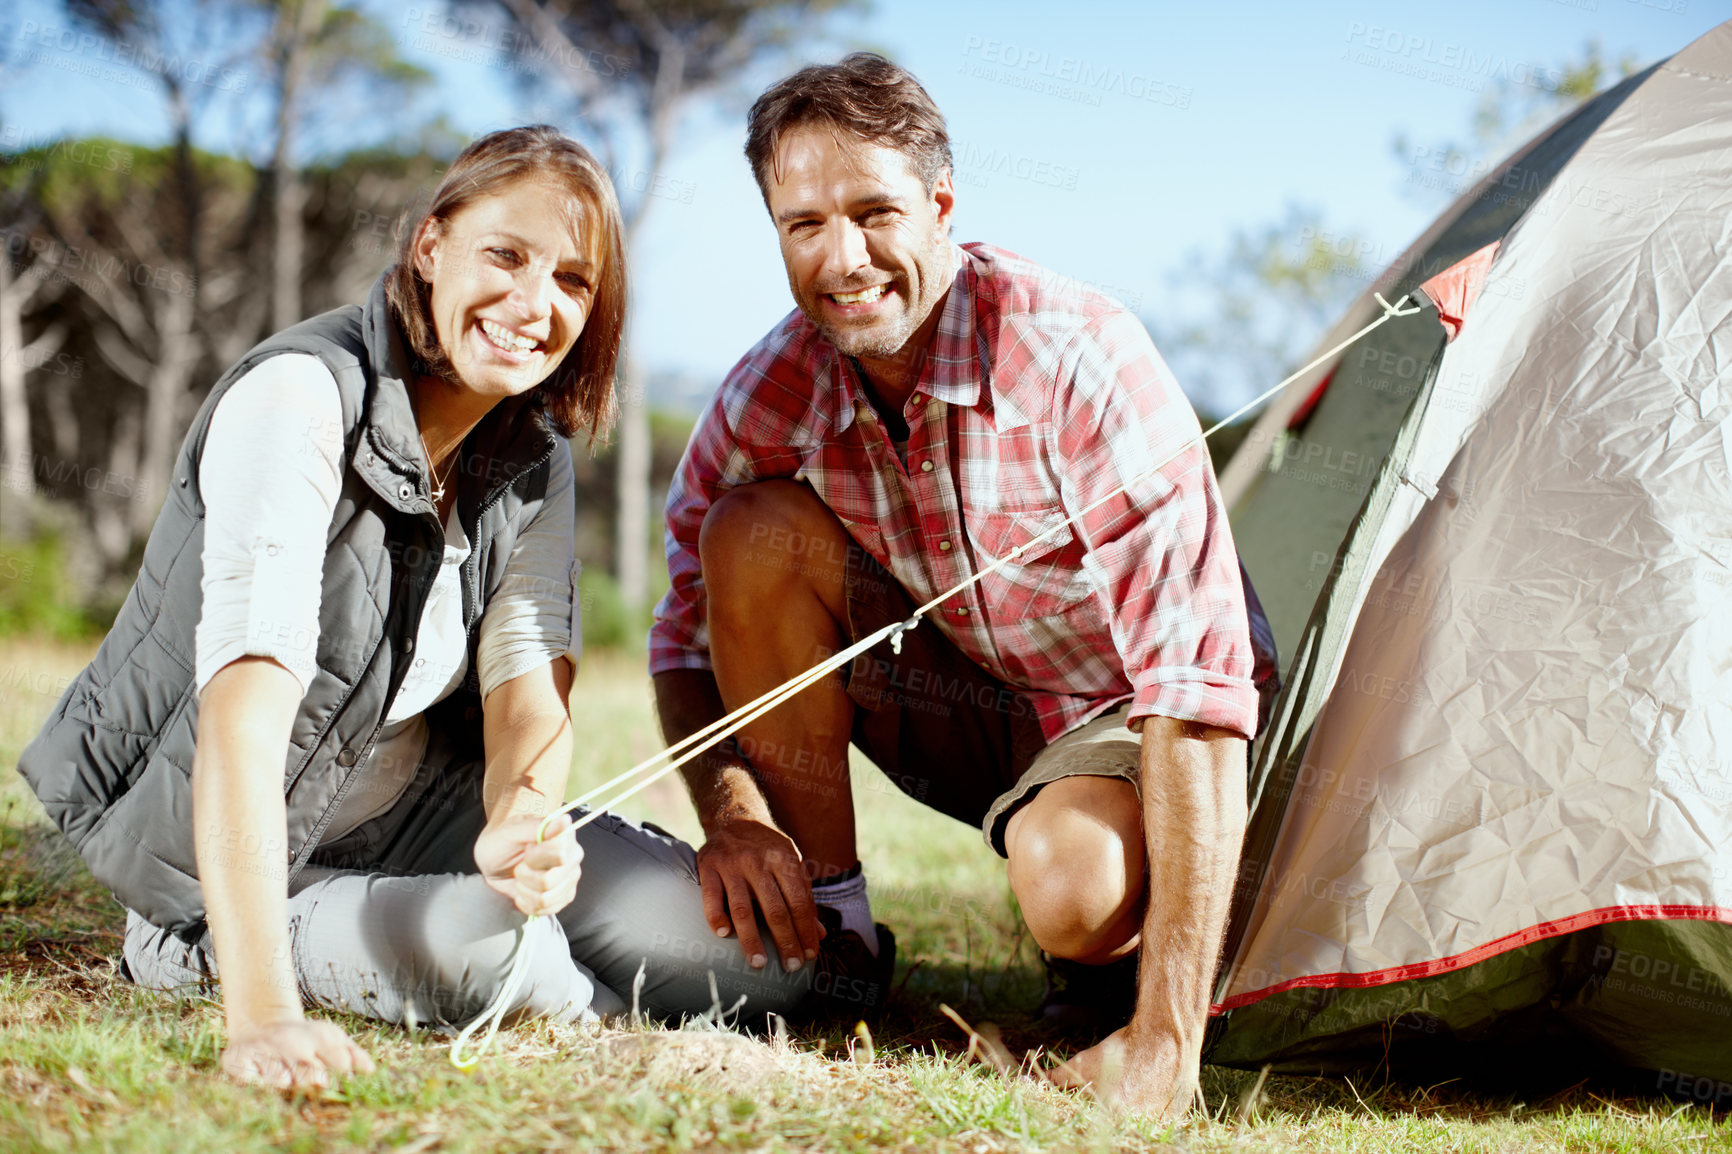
[819,315,917,360]
[803,272,923,362]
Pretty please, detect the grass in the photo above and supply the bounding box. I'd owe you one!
[0,638,1728,1151]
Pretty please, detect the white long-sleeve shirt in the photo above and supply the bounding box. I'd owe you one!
[195,354,582,840]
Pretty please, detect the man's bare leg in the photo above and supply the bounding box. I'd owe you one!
[699,480,860,881]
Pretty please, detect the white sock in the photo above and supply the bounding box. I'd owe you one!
[811,865,878,957]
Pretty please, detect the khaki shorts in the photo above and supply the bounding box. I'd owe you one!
[840,542,1141,856]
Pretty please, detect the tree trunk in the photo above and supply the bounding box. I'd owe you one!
[0,252,30,495]
[92,403,140,572]
[274,164,308,332]
[271,0,327,331]
[614,362,651,610]
[43,364,77,464]
[611,131,681,613]
[131,283,200,537]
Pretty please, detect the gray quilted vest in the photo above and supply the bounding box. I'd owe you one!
[19,276,566,937]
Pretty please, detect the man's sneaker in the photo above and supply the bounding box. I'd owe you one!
[1037,951,1138,1033]
[788,905,897,1024]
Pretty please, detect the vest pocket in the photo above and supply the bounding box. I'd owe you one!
[87,633,195,741]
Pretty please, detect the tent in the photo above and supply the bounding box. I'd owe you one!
[1206,20,1732,1094]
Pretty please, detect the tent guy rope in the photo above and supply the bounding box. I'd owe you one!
[448,289,1425,1069]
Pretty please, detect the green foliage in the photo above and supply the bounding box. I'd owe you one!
[1469,39,1640,149]
[1154,202,1369,422]
[6,136,254,213]
[1165,37,1646,437]
[307,3,434,91]
[1393,38,1644,211]
[578,567,651,653]
[0,535,105,640]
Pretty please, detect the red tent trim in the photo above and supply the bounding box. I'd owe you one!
[1417,241,1501,341]
[1210,903,1732,1016]
[1285,366,1336,431]
[1282,240,1499,431]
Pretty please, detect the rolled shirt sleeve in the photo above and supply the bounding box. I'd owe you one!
[1055,311,1262,737]
[195,355,345,696]
[476,441,581,700]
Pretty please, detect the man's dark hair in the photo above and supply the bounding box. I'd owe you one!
[744,52,953,201]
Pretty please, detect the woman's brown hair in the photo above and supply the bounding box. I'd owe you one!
[385,125,624,440]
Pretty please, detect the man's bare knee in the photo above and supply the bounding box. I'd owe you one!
[700,482,850,623]
[1006,776,1144,962]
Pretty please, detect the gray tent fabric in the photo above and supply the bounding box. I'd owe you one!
[1210,21,1732,1084]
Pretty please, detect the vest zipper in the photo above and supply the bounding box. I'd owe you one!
[465,441,557,618]
[288,502,446,882]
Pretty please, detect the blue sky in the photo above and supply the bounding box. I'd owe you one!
[4,0,1726,410]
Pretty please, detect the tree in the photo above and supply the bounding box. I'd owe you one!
[0,193,71,508]
[1150,202,1369,425]
[260,0,430,330]
[30,146,259,555]
[1391,40,1640,211]
[4,138,457,594]
[267,0,328,332]
[1162,41,1635,441]
[52,0,270,543]
[35,0,429,559]
[476,0,863,609]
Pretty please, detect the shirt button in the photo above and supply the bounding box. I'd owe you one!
[939,539,952,551]
[956,607,969,616]
[920,460,934,473]
[337,748,358,767]
[403,638,415,653]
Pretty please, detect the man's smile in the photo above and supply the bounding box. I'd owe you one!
[827,283,891,308]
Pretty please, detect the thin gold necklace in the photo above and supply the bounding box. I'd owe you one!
[422,434,458,504]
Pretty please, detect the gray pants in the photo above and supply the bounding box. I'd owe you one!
[124,727,810,1031]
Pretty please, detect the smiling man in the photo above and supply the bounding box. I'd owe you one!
[649,53,1277,1119]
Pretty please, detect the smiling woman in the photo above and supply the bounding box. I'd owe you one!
[18,125,810,1092]
[386,126,624,447]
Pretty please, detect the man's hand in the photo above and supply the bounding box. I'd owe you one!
[656,669,828,973]
[221,1016,374,1090]
[696,816,824,971]
[1043,1025,1197,1121]
[475,812,584,917]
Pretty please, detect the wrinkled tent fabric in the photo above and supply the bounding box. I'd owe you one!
[1209,20,1732,1085]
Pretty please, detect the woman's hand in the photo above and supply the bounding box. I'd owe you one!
[475,811,584,917]
[221,1016,375,1090]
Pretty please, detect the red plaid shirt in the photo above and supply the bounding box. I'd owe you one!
[651,243,1276,741]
